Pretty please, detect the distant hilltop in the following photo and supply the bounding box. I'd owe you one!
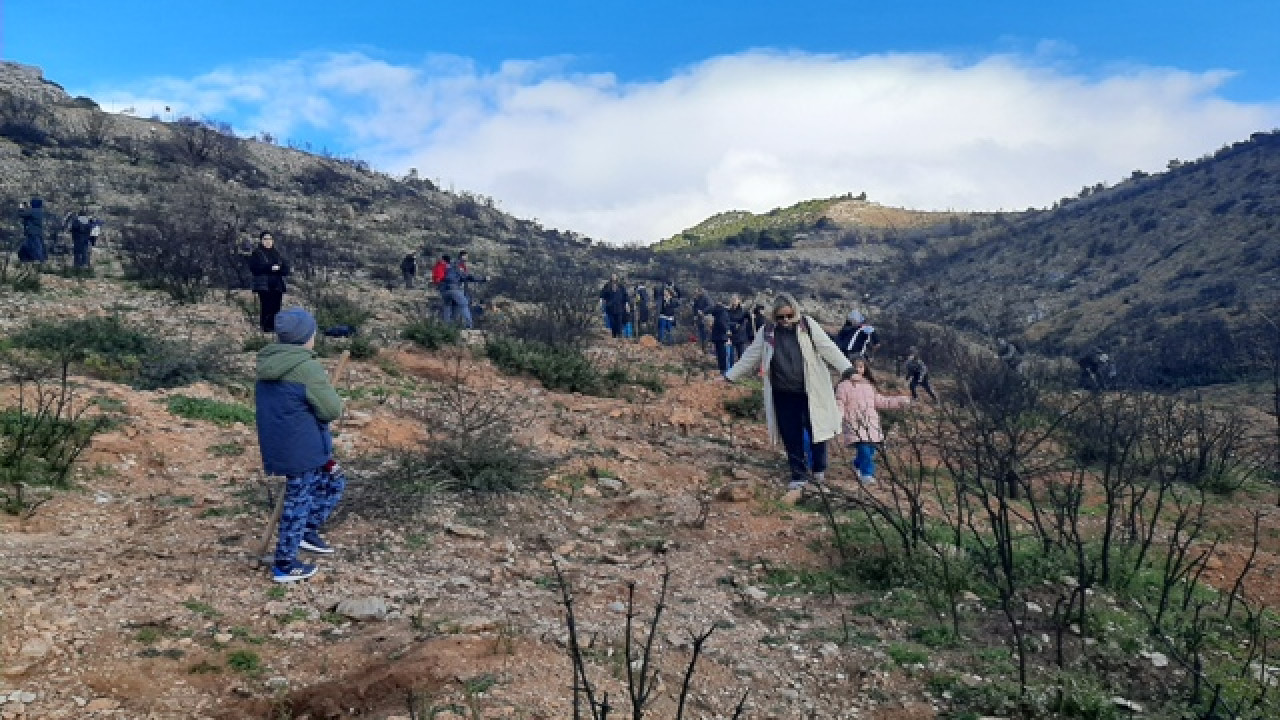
[655,193,968,251]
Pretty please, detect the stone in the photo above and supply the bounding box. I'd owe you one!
[1149,652,1169,668]
[264,601,291,617]
[597,478,624,492]
[17,640,49,662]
[743,586,768,602]
[335,597,388,622]
[214,633,233,644]
[455,616,497,633]
[85,698,118,712]
[445,524,487,540]
[608,602,627,613]
[1111,697,1145,713]
[1024,602,1043,613]
[716,482,754,502]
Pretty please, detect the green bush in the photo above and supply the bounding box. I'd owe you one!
[724,382,764,420]
[402,318,460,350]
[311,291,371,331]
[0,405,107,514]
[347,334,378,360]
[485,337,606,395]
[7,266,41,292]
[10,316,227,390]
[166,396,255,427]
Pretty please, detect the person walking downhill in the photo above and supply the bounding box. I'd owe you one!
[709,297,733,374]
[248,231,291,333]
[658,286,678,345]
[599,273,631,339]
[903,347,938,402]
[836,356,912,484]
[727,294,751,367]
[255,308,346,583]
[836,310,880,363]
[726,293,852,502]
[692,288,712,352]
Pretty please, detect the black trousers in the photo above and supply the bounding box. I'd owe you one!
[258,290,284,332]
[772,389,827,484]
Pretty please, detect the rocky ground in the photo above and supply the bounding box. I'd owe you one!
[4,272,1280,720]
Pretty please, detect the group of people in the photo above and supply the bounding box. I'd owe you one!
[14,196,102,269]
[400,250,486,329]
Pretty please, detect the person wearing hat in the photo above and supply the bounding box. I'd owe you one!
[255,308,345,583]
[835,309,880,363]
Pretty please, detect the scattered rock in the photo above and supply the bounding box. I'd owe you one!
[335,597,388,622]
[716,482,754,502]
[1149,652,1169,668]
[445,524,487,540]
[17,640,49,662]
[84,698,119,712]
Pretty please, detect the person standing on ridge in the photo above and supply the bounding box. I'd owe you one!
[727,294,751,366]
[658,286,679,345]
[725,293,852,501]
[255,307,346,583]
[692,288,712,352]
[599,273,631,339]
[400,253,417,289]
[440,251,484,328]
[64,204,101,270]
[709,296,733,374]
[248,231,291,333]
[635,282,651,336]
[18,197,46,264]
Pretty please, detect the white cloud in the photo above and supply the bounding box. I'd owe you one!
[83,50,1280,244]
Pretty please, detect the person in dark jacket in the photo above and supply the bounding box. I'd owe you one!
[903,346,938,402]
[752,305,767,339]
[835,310,880,362]
[598,273,631,339]
[441,250,483,328]
[635,283,651,336]
[658,286,679,345]
[63,204,100,269]
[18,197,46,263]
[709,298,733,374]
[691,288,712,351]
[400,254,417,289]
[727,294,751,365]
[248,231,291,332]
[255,308,345,583]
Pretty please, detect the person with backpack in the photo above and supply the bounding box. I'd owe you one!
[657,286,679,345]
[400,253,417,289]
[63,204,101,269]
[599,273,631,339]
[248,231,291,333]
[903,346,938,402]
[18,197,46,264]
[255,307,346,583]
[836,356,912,484]
[431,254,450,286]
[836,310,880,362]
[725,293,852,501]
[440,251,484,328]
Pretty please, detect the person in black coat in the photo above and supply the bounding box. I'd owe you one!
[18,197,46,263]
[727,294,751,365]
[657,287,679,345]
[634,283,651,336]
[400,254,417,289]
[598,274,631,339]
[709,298,733,374]
[248,231,291,332]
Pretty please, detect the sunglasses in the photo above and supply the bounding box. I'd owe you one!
[774,311,796,322]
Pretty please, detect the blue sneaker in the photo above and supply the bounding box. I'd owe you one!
[272,560,317,583]
[299,531,333,554]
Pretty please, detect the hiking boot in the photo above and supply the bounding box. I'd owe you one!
[859,474,877,485]
[781,480,807,505]
[811,472,826,485]
[272,560,317,584]
[299,531,334,554]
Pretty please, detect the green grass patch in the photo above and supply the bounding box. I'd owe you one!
[166,396,255,427]
[402,318,460,350]
[226,649,262,676]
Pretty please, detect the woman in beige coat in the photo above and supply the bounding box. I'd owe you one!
[725,293,852,491]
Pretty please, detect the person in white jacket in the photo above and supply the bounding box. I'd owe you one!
[725,293,852,494]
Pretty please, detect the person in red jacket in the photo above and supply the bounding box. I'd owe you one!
[431,254,450,286]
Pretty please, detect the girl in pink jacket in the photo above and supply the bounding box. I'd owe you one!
[835,357,912,483]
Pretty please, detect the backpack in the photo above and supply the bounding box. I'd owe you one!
[431,260,448,285]
[846,325,875,356]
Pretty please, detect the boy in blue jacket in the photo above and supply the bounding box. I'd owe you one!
[255,308,345,583]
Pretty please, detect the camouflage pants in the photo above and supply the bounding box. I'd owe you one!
[274,465,346,567]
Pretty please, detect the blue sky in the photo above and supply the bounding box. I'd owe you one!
[5,1,1280,243]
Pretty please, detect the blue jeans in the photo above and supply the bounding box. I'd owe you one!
[773,389,826,485]
[715,340,733,375]
[441,287,472,328]
[851,443,877,479]
[275,465,347,567]
[658,317,674,345]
